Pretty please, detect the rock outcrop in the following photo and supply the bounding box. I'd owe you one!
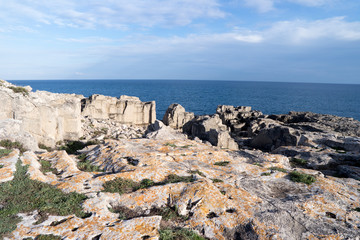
[81,94,156,126]
[162,103,194,129]
[0,80,82,148]
[183,114,238,150]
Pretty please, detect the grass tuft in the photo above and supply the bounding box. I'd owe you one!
[289,171,316,185]
[211,178,224,183]
[268,167,288,173]
[34,234,62,240]
[0,149,11,159]
[0,140,26,153]
[214,161,230,166]
[0,161,87,238]
[165,143,177,148]
[261,172,272,176]
[38,144,52,152]
[39,160,58,174]
[291,158,308,166]
[8,86,29,96]
[159,228,205,240]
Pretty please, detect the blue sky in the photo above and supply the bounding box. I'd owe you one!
[0,0,360,83]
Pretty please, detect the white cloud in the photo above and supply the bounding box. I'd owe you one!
[243,0,275,13]
[0,0,225,29]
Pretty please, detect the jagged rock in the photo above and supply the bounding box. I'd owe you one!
[0,119,39,151]
[81,94,156,126]
[145,120,187,140]
[183,114,238,150]
[270,111,360,137]
[0,81,82,147]
[250,126,302,151]
[338,165,360,180]
[163,103,194,129]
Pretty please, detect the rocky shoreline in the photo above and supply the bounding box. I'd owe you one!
[0,80,359,240]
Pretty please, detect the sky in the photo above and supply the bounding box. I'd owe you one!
[0,0,360,83]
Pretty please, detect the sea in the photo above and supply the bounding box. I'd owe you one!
[8,80,360,121]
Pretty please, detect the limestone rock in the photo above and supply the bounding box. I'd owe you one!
[0,119,39,151]
[81,94,156,126]
[145,120,187,140]
[0,81,83,148]
[162,103,194,129]
[183,114,238,150]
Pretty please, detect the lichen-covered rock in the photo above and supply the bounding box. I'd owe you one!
[81,94,156,126]
[0,149,19,182]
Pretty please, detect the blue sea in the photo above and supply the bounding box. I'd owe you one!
[8,80,360,121]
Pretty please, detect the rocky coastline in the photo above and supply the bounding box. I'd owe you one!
[0,80,359,240]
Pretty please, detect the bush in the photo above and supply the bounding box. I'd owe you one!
[39,160,58,174]
[0,149,11,158]
[34,234,62,240]
[291,158,307,166]
[159,228,205,240]
[38,144,52,152]
[214,161,230,166]
[289,171,316,185]
[0,140,26,153]
[268,167,288,173]
[8,86,29,96]
[0,161,87,238]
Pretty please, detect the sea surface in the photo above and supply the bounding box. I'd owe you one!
[9,80,360,121]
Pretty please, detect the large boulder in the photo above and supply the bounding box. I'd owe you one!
[183,114,238,150]
[0,81,83,148]
[163,103,194,129]
[81,94,156,126]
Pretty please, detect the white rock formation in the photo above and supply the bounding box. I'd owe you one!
[163,103,194,129]
[81,94,156,126]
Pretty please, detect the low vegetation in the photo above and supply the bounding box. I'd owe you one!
[268,167,288,173]
[0,149,11,158]
[211,178,224,183]
[103,174,195,195]
[165,143,177,148]
[289,171,316,185]
[58,140,99,154]
[76,154,103,172]
[39,160,58,174]
[291,158,308,166]
[187,170,206,177]
[0,161,87,238]
[38,143,52,152]
[261,172,272,176]
[159,228,205,240]
[214,161,230,166]
[0,140,26,153]
[34,234,62,240]
[8,86,29,96]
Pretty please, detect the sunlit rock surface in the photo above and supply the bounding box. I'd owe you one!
[3,138,359,239]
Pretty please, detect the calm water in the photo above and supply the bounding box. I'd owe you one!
[9,80,360,121]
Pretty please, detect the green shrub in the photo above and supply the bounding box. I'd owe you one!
[39,160,58,174]
[0,140,26,153]
[211,178,224,183]
[165,143,177,148]
[0,149,11,158]
[77,160,103,172]
[163,174,194,184]
[214,161,230,166]
[137,179,155,190]
[38,144,52,152]
[291,158,307,166]
[289,171,316,185]
[261,172,271,176]
[268,167,288,173]
[34,234,62,240]
[0,161,87,238]
[159,228,205,240]
[8,86,29,96]
[102,178,139,195]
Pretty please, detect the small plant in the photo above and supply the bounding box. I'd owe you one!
[289,171,316,185]
[8,86,29,96]
[214,161,230,166]
[180,145,192,149]
[0,149,11,158]
[261,172,272,176]
[164,174,194,184]
[38,143,52,152]
[159,227,205,240]
[102,178,139,195]
[165,143,177,148]
[34,234,62,240]
[291,158,308,166]
[77,160,103,172]
[211,178,223,183]
[268,167,288,173]
[0,139,26,153]
[137,179,155,190]
[39,160,58,174]
[253,162,263,167]
[187,170,206,177]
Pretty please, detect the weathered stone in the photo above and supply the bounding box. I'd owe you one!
[0,81,83,147]
[163,103,194,129]
[183,114,238,150]
[81,94,156,126]
[145,120,187,140]
[0,119,39,151]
